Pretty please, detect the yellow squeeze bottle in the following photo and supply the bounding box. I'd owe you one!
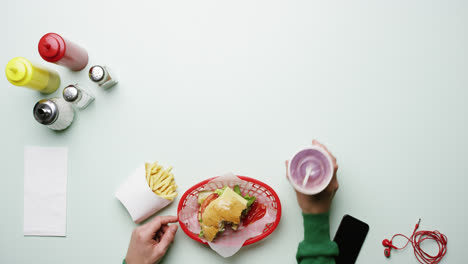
[5,57,60,94]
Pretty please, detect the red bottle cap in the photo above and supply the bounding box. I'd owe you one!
[38,33,66,62]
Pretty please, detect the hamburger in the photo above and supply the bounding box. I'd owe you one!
[197,185,256,241]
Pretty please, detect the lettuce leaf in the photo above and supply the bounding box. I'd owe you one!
[214,186,227,196]
[234,185,242,196]
[244,195,256,207]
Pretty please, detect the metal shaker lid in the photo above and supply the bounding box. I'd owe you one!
[63,85,81,102]
[89,65,105,82]
[33,99,58,125]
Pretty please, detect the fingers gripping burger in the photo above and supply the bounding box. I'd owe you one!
[197,185,256,241]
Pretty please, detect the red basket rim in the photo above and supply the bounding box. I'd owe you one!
[177,175,282,247]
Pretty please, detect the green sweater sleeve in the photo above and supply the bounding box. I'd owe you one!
[296,212,339,264]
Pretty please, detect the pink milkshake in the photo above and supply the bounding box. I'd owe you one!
[288,147,334,195]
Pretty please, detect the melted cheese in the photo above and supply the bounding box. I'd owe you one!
[200,187,248,241]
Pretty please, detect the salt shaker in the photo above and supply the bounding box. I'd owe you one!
[33,98,75,130]
[63,84,94,109]
[89,65,117,89]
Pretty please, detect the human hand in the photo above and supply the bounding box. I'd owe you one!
[125,215,178,264]
[286,140,339,214]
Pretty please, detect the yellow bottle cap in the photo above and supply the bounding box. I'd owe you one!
[5,57,33,86]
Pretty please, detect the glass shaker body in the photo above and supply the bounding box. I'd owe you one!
[33,98,75,130]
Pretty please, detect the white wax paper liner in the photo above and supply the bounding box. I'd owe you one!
[179,172,277,257]
[116,164,172,224]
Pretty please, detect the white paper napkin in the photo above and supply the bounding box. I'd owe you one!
[24,146,68,236]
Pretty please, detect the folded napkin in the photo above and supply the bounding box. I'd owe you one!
[24,146,68,236]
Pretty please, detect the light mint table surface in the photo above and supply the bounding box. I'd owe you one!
[1,1,467,263]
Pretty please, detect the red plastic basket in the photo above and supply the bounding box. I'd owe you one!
[177,176,282,246]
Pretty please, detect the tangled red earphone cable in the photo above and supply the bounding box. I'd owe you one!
[382,219,448,264]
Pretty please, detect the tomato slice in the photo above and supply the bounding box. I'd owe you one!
[200,193,219,215]
[243,200,267,226]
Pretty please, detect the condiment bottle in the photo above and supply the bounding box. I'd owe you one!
[38,33,88,71]
[33,98,75,130]
[5,57,60,94]
[63,84,95,109]
[89,65,118,89]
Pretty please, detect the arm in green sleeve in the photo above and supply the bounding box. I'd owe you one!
[123,260,126,264]
[296,212,339,264]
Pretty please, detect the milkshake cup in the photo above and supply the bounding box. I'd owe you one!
[288,146,334,195]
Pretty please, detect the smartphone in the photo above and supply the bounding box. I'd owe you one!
[333,214,369,264]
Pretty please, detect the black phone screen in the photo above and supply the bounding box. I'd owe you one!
[333,214,369,264]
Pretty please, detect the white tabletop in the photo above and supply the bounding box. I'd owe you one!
[1,0,467,263]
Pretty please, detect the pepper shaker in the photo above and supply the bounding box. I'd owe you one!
[63,84,94,109]
[89,65,117,89]
[33,98,75,130]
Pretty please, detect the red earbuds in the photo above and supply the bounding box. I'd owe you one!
[382,219,447,264]
[382,239,397,257]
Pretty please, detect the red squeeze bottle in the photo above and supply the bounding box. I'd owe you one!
[38,33,88,71]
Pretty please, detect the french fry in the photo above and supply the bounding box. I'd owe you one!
[156,167,172,186]
[160,182,172,193]
[151,169,165,186]
[145,161,178,201]
[150,162,160,173]
[145,163,151,182]
[159,178,173,192]
[149,174,155,189]
[161,182,174,194]
[165,179,175,189]
[155,171,167,186]
[161,192,177,199]
[166,185,177,193]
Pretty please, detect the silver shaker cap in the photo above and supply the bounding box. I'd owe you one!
[89,66,105,82]
[33,99,58,125]
[63,85,81,102]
